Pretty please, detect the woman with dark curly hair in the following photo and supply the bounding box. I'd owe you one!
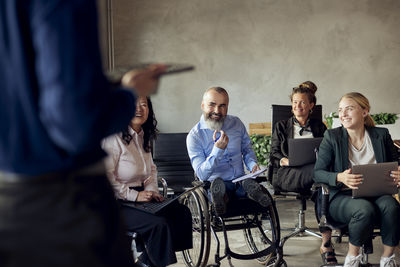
[102,96,192,267]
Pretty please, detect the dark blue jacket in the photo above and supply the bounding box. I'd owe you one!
[314,126,398,201]
[0,0,135,175]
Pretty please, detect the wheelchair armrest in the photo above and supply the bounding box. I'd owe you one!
[192,180,211,190]
[311,183,330,195]
[158,177,168,198]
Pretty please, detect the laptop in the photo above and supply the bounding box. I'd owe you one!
[120,184,200,214]
[352,162,398,198]
[288,137,323,166]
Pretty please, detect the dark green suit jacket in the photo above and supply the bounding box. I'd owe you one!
[314,126,398,201]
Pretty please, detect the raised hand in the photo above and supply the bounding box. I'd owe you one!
[213,130,229,149]
[121,64,167,97]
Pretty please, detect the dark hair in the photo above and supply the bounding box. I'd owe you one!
[122,97,158,152]
[290,81,317,105]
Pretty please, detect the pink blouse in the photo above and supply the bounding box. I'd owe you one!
[101,127,158,201]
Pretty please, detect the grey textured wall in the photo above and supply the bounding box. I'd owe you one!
[110,0,400,133]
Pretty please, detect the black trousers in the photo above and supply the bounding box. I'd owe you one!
[273,163,315,193]
[0,170,133,267]
[120,201,193,267]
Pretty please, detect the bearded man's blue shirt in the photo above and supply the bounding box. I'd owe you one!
[186,115,257,181]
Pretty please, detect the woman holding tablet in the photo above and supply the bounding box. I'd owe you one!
[314,92,400,267]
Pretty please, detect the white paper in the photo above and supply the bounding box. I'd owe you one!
[231,167,268,183]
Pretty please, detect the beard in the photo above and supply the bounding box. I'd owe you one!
[204,112,226,130]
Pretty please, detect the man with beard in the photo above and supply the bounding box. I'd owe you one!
[186,87,272,216]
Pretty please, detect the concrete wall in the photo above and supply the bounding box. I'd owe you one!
[108,0,400,133]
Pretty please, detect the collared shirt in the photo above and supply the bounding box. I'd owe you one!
[293,117,313,138]
[187,115,257,182]
[0,0,135,175]
[102,128,158,201]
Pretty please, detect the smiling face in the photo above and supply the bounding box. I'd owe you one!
[291,93,314,121]
[131,96,149,128]
[201,89,229,130]
[338,97,368,130]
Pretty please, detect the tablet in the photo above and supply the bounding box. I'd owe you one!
[352,162,398,198]
[107,63,194,83]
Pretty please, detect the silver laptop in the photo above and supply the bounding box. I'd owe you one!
[288,137,323,166]
[352,162,398,198]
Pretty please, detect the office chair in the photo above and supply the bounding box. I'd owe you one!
[152,133,195,194]
[268,104,323,248]
[313,182,385,267]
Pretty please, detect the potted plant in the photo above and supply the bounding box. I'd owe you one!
[324,112,339,129]
[250,134,272,167]
[370,113,398,125]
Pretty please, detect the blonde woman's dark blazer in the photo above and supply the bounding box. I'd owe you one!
[314,126,398,201]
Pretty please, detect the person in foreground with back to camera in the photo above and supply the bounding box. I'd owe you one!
[0,1,167,266]
[270,81,337,265]
[102,96,192,267]
[186,86,272,217]
[314,92,400,267]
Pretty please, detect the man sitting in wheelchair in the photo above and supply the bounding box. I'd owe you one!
[186,86,272,216]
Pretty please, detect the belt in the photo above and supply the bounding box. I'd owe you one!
[0,160,106,183]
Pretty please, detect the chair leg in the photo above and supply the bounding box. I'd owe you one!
[279,204,321,248]
[127,231,138,262]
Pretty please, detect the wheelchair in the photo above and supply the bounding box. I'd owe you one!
[180,178,286,267]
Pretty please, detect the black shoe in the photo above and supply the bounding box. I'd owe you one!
[210,178,227,216]
[241,178,272,208]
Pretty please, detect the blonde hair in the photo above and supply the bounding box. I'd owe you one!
[340,92,375,127]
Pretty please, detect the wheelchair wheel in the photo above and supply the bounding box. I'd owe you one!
[266,256,287,267]
[182,189,211,267]
[243,203,281,265]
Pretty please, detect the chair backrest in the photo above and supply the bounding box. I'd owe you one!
[271,104,322,133]
[153,133,195,193]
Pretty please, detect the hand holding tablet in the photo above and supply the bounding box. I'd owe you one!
[107,63,194,84]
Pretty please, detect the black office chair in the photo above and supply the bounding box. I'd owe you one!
[152,133,195,194]
[268,104,323,248]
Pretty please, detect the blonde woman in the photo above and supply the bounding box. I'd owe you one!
[314,92,400,267]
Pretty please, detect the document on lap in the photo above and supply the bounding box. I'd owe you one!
[232,167,268,183]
